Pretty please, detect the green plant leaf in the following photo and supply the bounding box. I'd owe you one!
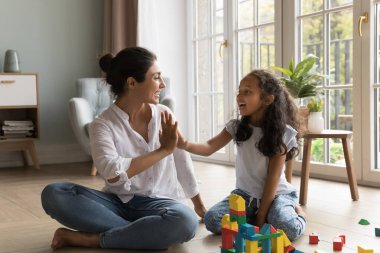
[289,59,294,72]
[271,66,293,77]
[293,57,316,79]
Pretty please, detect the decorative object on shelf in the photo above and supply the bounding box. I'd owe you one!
[3,49,21,73]
[307,97,324,133]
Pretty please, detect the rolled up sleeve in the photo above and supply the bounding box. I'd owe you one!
[89,119,132,189]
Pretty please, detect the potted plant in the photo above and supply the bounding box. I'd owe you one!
[272,54,323,101]
[272,55,324,132]
[307,97,324,132]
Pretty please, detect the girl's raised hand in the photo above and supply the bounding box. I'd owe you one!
[159,111,178,153]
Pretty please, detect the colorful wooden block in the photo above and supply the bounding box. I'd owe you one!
[222,228,237,249]
[375,227,380,237]
[278,229,291,247]
[271,232,284,253]
[246,240,259,253]
[229,194,246,212]
[222,214,238,231]
[333,236,343,251]
[309,232,319,244]
[239,223,255,238]
[338,234,345,244]
[221,248,236,253]
[284,245,295,253]
[357,245,374,253]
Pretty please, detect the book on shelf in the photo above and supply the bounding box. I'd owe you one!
[3,120,34,127]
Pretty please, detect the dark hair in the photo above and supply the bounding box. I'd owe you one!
[235,69,300,159]
[99,47,157,97]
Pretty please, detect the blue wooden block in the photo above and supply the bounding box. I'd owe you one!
[261,238,271,253]
[235,233,246,253]
[239,223,255,238]
[375,227,380,237]
[259,223,271,235]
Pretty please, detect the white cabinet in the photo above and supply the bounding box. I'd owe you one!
[0,73,40,169]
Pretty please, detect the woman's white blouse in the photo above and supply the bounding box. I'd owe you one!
[89,103,199,203]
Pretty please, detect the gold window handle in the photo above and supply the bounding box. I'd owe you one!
[0,80,15,84]
[219,40,228,58]
[358,12,368,37]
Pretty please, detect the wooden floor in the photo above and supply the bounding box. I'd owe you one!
[0,161,379,253]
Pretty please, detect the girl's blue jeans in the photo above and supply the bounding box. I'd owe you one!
[204,189,306,241]
[41,182,198,250]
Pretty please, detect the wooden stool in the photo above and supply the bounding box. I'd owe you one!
[299,130,359,205]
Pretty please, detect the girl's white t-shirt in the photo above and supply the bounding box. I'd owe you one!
[225,119,297,199]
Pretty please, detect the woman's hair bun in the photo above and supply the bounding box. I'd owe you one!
[99,53,113,74]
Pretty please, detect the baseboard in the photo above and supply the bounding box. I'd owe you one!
[0,143,91,168]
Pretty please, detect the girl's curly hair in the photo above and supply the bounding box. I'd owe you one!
[235,69,300,160]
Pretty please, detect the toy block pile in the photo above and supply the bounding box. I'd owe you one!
[221,193,302,253]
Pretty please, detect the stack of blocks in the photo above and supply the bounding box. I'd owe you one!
[221,193,302,253]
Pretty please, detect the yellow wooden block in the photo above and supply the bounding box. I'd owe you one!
[229,193,246,212]
[357,245,374,253]
[221,214,238,231]
[271,233,284,253]
[314,250,328,253]
[277,229,291,247]
[246,240,259,253]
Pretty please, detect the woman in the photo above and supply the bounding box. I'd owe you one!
[41,47,206,250]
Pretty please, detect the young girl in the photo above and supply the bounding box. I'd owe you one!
[178,69,306,241]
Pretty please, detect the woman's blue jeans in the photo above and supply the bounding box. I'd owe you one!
[41,182,198,250]
[203,189,306,241]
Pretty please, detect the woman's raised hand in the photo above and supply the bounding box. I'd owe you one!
[159,111,178,154]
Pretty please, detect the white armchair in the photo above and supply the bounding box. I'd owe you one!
[69,77,174,175]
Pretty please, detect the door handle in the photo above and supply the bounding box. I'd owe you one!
[358,12,368,37]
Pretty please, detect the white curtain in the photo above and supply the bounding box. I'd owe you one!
[137,0,159,54]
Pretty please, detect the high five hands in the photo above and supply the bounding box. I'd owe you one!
[159,111,178,154]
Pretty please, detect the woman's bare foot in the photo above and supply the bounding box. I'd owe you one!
[51,227,101,250]
[295,205,307,219]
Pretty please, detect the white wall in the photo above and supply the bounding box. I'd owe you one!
[155,0,189,136]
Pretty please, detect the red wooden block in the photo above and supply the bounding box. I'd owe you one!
[338,234,346,244]
[333,237,343,251]
[222,228,237,249]
[284,245,296,252]
[309,232,319,244]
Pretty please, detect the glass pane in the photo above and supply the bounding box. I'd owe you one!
[329,89,353,131]
[238,30,254,81]
[238,0,253,29]
[329,9,353,86]
[330,0,352,8]
[214,36,224,92]
[258,0,274,24]
[301,15,324,72]
[215,94,226,153]
[301,0,323,15]
[198,95,212,142]
[197,40,211,92]
[258,25,275,68]
[214,0,224,34]
[196,0,210,37]
[310,138,325,163]
[329,137,346,164]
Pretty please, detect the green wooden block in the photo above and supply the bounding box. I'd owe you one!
[359,218,370,225]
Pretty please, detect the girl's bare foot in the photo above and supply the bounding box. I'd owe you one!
[51,227,101,250]
[295,205,306,219]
